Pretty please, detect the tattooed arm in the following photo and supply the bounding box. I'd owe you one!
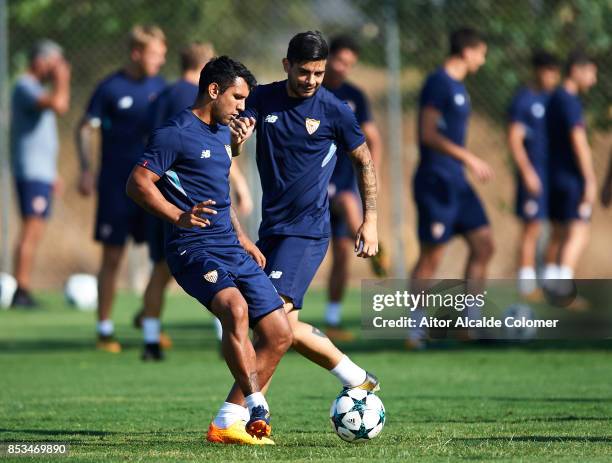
[230,206,266,268]
[349,142,379,257]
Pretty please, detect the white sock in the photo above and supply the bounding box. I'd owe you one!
[517,267,537,295]
[213,317,223,341]
[542,263,560,280]
[325,302,342,326]
[558,265,574,279]
[245,392,268,414]
[213,401,247,429]
[97,320,114,336]
[330,355,366,388]
[240,406,250,422]
[142,317,161,344]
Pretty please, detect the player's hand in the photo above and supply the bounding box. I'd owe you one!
[601,181,612,208]
[465,154,494,183]
[582,178,597,206]
[240,238,266,268]
[53,58,71,82]
[78,170,95,196]
[522,168,542,197]
[355,219,378,258]
[176,200,217,229]
[229,117,256,146]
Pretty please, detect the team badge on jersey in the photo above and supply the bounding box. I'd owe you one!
[305,118,320,135]
[203,270,218,284]
[225,145,232,160]
[201,149,211,159]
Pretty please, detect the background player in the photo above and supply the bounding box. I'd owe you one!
[409,28,494,347]
[76,25,167,352]
[230,31,381,404]
[545,50,598,284]
[507,51,560,299]
[10,40,70,308]
[322,34,385,341]
[127,56,292,444]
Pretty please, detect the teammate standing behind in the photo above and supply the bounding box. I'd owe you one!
[10,40,70,307]
[545,51,598,282]
[76,25,167,353]
[409,28,494,347]
[507,51,560,299]
[227,32,381,416]
[127,56,292,444]
[322,35,384,341]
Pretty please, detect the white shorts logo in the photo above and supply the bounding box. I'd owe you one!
[100,224,113,239]
[270,270,283,279]
[524,199,538,217]
[204,270,218,284]
[201,149,211,159]
[431,222,445,239]
[31,195,48,214]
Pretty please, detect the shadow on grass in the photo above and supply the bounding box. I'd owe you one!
[453,435,612,443]
[411,395,612,404]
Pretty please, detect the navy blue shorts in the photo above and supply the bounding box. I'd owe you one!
[549,174,588,222]
[515,172,548,222]
[95,182,147,246]
[16,180,53,219]
[146,214,166,263]
[414,171,489,243]
[172,245,284,327]
[257,235,329,309]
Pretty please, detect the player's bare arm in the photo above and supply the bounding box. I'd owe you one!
[508,122,542,196]
[349,142,378,258]
[570,126,597,205]
[229,116,256,157]
[421,106,494,182]
[126,165,216,229]
[75,117,98,196]
[37,58,71,114]
[229,163,254,215]
[230,206,266,268]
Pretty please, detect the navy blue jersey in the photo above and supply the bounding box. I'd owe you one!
[243,81,365,239]
[138,109,237,273]
[508,87,550,173]
[149,79,198,130]
[86,71,165,182]
[417,67,471,178]
[547,86,585,177]
[327,81,372,190]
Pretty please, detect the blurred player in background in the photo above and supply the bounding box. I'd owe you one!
[75,25,167,353]
[133,42,255,359]
[409,28,493,348]
[507,51,560,299]
[322,35,385,341]
[10,40,70,308]
[127,56,291,444]
[544,51,598,284]
[228,31,381,417]
[601,151,612,209]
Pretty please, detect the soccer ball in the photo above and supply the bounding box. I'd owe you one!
[65,274,98,311]
[0,273,17,309]
[502,304,537,340]
[330,388,385,442]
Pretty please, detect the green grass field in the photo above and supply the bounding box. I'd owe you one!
[1,289,611,462]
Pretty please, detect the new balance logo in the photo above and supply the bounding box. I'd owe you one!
[265,114,278,123]
[270,271,283,279]
[201,149,211,158]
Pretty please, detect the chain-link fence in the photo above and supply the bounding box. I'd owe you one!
[2,0,611,290]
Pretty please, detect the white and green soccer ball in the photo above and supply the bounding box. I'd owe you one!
[330,388,385,442]
[64,274,98,311]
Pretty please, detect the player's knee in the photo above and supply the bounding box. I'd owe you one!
[474,236,495,263]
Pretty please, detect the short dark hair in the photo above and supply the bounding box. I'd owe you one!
[531,50,560,69]
[198,56,257,96]
[287,31,328,64]
[449,28,484,56]
[329,35,360,56]
[565,49,594,73]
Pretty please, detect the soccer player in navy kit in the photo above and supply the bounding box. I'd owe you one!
[231,31,380,395]
[507,51,560,298]
[127,56,291,444]
[76,25,167,353]
[545,51,597,282]
[322,35,384,341]
[409,28,493,347]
